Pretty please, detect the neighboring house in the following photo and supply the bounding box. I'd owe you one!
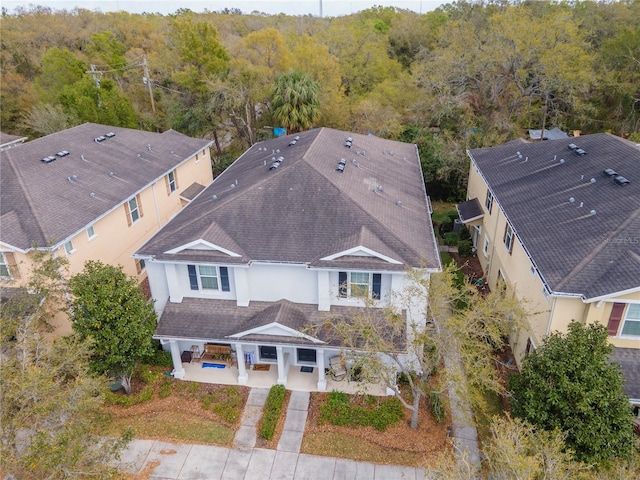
[0,123,213,332]
[0,132,27,151]
[457,133,640,404]
[135,127,440,390]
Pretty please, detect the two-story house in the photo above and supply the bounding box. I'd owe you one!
[135,127,441,391]
[457,133,640,405]
[0,123,213,334]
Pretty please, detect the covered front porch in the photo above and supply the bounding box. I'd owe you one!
[177,358,389,395]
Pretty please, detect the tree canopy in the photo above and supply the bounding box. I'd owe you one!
[509,322,636,465]
[69,261,157,394]
[270,70,321,133]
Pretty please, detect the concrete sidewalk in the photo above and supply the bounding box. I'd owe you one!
[118,438,427,479]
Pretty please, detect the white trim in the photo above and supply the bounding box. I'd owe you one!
[165,239,241,257]
[229,322,324,344]
[584,285,640,303]
[320,245,402,264]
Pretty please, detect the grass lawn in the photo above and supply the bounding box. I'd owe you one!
[430,201,458,225]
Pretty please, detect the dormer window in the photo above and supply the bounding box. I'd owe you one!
[188,265,230,292]
[338,271,382,299]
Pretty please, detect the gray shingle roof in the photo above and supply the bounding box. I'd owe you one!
[137,128,440,270]
[469,133,640,299]
[610,347,640,401]
[457,198,484,222]
[1,123,211,250]
[155,297,405,350]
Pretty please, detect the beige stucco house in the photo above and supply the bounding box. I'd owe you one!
[458,133,640,404]
[0,123,213,333]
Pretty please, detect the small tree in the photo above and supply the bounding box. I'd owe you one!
[270,70,321,133]
[70,261,156,394]
[509,322,636,465]
[310,265,524,429]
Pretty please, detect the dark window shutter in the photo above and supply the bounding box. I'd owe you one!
[372,273,382,299]
[607,303,625,336]
[188,265,199,290]
[220,267,230,292]
[338,271,347,298]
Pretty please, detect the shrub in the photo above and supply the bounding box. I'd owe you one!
[430,391,446,423]
[259,384,286,440]
[212,386,243,423]
[458,239,473,257]
[443,232,459,246]
[144,348,173,368]
[137,367,162,384]
[319,392,404,431]
[159,378,173,399]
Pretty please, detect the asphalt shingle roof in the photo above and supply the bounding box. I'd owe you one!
[469,133,640,299]
[137,128,440,270]
[1,123,211,250]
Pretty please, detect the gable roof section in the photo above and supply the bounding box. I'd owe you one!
[137,128,440,270]
[469,133,640,299]
[0,123,211,251]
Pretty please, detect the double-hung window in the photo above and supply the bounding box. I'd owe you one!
[485,190,493,213]
[125,194,143,225]
[338,271,382,299]
[166,170,178,194]
[64,240,75,255]
[0,252,10,278]
[188,265,230,292]
[504,224,514,254]
[621,304,640,336]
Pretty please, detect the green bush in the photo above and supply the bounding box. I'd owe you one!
[259,384,286,440]
[212,386,244,423]
[457,239,473,257]
[319,392,404,431]
[144,349,173,368]
[443,232,460,246]
[104,386,153,406]
[137,367,162,384]
[430,391,446,423]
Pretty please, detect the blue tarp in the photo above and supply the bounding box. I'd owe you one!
[274,127,287,137]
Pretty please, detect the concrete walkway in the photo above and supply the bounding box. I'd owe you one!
[233,387,269,450]
[277,391,309,453]
[118,439,428,479]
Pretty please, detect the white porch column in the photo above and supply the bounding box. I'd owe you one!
[169,340,185,379]
[317,270,330,311]
[236,343,248,385]
[276,346,287,385]
[316,348,326,391]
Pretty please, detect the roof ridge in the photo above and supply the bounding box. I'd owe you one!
[555,205,640,291]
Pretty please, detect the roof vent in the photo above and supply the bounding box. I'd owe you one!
[569,197,575,203]
[109,171,115,177]
[56,150,70,157]
[94,136,106,143]
[269,159,282,170]
[90,192,96,198]
[568,143,578,151]
[590,177,596,184]
[336,158,347,172]
[105,132,115,138]
[574,148,587,156]
[212,195,218,200]
[603,168,618,177]
[396,200,403,207]
[147,144,152,152]
[41,155,56,164]
[590,210,597,216]
[345,137,353,148]
[288,138,297,146]
[614,175,630,186]
[377,185,383,192]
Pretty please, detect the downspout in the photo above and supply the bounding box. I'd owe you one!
[545,295,557,336]
[486,201,500,281]
[151,182,162,228]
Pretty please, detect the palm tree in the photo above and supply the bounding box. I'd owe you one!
[270,70,321,133]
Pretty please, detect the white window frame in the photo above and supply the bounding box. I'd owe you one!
[349,271,371,298]
[0,252,10,278]
[167,170,177,193]
[64,240,75,255]
[483,237,490,257]
[128,197,140,223]
[485,190,493,213]
[135,258,146,274]
[620,304,640,337]
[198,265,219,290]
[86,225,96,240]
[504,225,514,253]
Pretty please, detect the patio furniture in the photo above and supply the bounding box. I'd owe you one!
[329,355,347,381]
[201,344,233,366]
[181,350,192,363]
[190,345,201,362]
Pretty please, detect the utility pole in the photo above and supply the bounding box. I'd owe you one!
[319,0,323,17]
[142,55,156,113]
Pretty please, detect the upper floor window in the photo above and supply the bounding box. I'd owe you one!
[166,170,178,195]
[483,237,490,257]
[188,265,230,292]
[86,225,96,240]
[504,224,514,254]
[125,194,143,226]
[485,190,493,213]
[621,304,640,336]
[0,252,10,277]
[339,271,382,299]
[64,240,75,255]
[135,258,146,274]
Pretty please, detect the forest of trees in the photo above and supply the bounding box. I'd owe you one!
[1,0,639,200]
